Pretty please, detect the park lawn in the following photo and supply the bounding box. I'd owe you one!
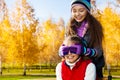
[0,75,120,80]
[0,68,119,80]
[0,75,56,80]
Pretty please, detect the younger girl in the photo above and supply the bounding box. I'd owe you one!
[56,35,96,80]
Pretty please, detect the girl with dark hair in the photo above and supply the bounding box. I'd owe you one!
[65,0,105,80]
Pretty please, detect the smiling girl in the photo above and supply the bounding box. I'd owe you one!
[56,35,96,80]
[66,0,105,80]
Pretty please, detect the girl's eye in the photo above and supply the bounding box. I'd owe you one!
[72,9,77,13]
[79,9,84,12]
[72,9,85,13]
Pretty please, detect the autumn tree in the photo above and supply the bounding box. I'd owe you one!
[37,18,65,65]
[0,0,9,75]
[99,8,120,66]
[0,19,13,75]
[90,0,120,66]
[5,0,39,75]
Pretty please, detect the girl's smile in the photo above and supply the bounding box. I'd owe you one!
[65,53,79,63]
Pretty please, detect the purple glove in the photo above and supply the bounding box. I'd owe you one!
[84,48,96,57]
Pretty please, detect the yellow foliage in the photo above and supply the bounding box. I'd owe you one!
[2,19,11,28]
[97,7,120,65]
[37,18,65,64]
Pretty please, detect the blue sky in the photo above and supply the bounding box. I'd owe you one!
[5,0,115,23]
[27,0,72,22]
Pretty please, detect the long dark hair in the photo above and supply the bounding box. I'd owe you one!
[66,13,103,47]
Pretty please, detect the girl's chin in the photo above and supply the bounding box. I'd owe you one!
[76,19,82,22]
[68,61,74,63]
[67,59,75,63]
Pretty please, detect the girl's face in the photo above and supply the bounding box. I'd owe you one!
[64,42,80,63]
[71,5,88,22]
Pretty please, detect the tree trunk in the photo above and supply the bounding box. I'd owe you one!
[23,64,26,76]
[0,56,2,75]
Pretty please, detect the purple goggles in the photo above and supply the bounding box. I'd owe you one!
[59,44,82,57]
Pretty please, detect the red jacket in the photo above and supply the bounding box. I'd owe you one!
[61,58,91,80]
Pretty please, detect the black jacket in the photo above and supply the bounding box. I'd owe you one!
[84,30,105,68]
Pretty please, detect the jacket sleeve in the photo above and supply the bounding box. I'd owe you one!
[85,46,103,58]
[84,63,96,80]
[83,33,103,58]
[83,33,105,68]
[56,62,62,80]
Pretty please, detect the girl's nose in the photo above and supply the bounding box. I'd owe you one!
[76,12,80,16]
[68,51,72,54]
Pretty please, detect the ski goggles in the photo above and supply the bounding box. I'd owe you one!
[59,44,82,57]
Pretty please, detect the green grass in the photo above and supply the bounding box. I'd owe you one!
[0,75,120,80]
[0,67,119,80]
[0,75,56,80]
[0,68,56,80]
[113,79,120,80]
[2,68,55,75]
